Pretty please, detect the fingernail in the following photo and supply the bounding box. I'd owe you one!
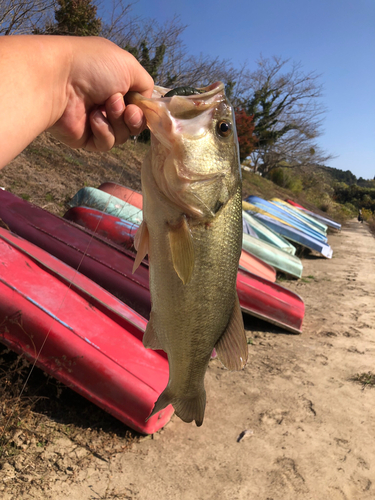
[111,96,125,114]
[128,110,143,129]
[93,110,106,124]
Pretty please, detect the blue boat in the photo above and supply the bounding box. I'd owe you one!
[300,210,341,231]
[248,212,333,259]
[270,199,328,234]
[246,196,328,242]
[285,200,341,231]
[242,216,259,238]
[242,210,296,255]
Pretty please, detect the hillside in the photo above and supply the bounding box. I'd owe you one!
[0,133,147,217]
[1,133,351,224]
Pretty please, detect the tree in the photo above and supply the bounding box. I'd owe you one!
[237,56,334,176]
[0,0,54,35]
[40,0,101,36]
[234,108,255,163]
[125,40,166,81]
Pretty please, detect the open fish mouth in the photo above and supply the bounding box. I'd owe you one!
[126,82,230,149]
[154,82,225,99]
[126,82,226,122]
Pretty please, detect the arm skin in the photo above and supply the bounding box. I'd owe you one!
[0,35,154,169]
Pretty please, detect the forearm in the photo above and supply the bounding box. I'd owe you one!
[0,35,71,168]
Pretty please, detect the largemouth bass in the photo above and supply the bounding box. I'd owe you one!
[127,82,248,426]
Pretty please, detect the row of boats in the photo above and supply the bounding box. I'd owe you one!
[0,184,340,434]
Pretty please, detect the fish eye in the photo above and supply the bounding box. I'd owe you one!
[217,120,232,137]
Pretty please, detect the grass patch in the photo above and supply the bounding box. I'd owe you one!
[27,146,55,159]
[45,193,55,203]
[300,275,316,283]
[0,347,35,461]
[63,155,83,166]
[352,371,375,390]
[276,274,288,283]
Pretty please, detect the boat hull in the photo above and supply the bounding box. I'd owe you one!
[0,228,173,434]
[68,186,143,225]
[242,232,303,278]
[98,182,143,210]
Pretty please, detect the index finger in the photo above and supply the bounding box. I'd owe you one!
[125,52,154,99]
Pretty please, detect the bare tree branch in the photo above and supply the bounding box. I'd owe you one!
[0,0,55,35]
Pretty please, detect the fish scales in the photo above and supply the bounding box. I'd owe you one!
[127,82,248,426]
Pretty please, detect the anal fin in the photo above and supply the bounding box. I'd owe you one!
[132,220,149,273]
[168,216,194,284]
[215,295,248,371]
[143,312,163,350]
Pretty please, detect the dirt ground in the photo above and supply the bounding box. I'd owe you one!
[1,213,375,498]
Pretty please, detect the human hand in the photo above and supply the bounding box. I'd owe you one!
[48,37,153,152]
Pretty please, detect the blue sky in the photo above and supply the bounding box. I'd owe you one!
[104,0,375,180]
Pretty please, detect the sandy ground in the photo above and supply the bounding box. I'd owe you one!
[2,219,375,499]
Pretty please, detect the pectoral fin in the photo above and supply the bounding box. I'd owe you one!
[132,221,149,273]
[168,216,194,284]
[215,296,248,371]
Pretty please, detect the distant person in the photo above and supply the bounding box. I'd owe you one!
[358,209,363,223]
[0,35,154,170]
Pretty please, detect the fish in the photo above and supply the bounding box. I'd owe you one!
[126,82,248,426]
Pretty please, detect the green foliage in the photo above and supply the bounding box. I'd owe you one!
[125,41,166,82]
[268,167,303,193]
[352,372,375,389]
[246,86,294,149]
[357,177,375,188]
[225,81,236,102]
[334,184,375,212]
[361,208,373,221]
[39,0,102,36]
[325,166,357,185]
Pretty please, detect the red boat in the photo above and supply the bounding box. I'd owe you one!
[0,190,304,333]
[0,190,151,319]
[98,182,143,210]
[286,199,305,209]
[64,205,277,283]
[0,228,173,434]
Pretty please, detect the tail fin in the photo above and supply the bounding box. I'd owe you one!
[147,387,206,427]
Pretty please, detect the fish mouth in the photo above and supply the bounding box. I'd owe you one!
[126,82,226,121]
[126,82,229,148]
[153,82,225,100]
